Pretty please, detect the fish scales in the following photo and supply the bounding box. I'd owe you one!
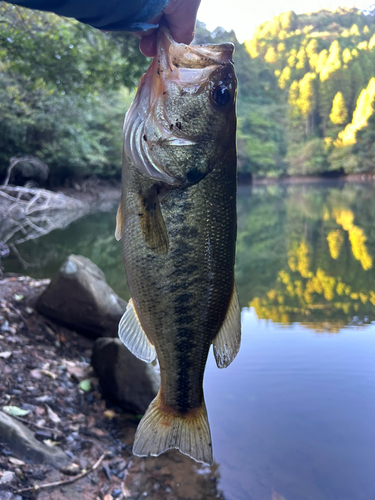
[117,26,241,465]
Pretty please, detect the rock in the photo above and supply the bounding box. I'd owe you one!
[36,255,126,338]
[0,471,15,484]
[91,338,160,414]
[0,411,69,469]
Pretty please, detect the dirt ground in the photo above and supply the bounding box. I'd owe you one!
[0,275,226,500]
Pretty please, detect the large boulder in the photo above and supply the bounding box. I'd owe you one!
[0,411,69,469]
[36,255,126,338]
[91,338,160,414]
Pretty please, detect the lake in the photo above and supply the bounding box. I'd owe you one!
[3,180,375,500]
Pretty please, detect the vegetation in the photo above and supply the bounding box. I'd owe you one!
[235,183,375,330]
[0,3,146,184]
[239,7,375,177]
[1,5,375,183]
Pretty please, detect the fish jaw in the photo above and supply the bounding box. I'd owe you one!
[123,27,236,186]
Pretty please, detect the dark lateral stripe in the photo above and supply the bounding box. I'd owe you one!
[173,293,193,305]
[175,330,194,413]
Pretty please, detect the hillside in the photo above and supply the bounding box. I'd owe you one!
[1,6,375,183]
[239,7,375,177]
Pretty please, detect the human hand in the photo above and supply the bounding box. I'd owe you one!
[139,0,201,57]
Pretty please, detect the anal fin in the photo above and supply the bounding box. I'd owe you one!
[212,284,241,369]
[118,299,156,363]
[133,391,213,465]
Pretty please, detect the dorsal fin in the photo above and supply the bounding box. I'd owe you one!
[212,284,241,368]
[118,299,157,363]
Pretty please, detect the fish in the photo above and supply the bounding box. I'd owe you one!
[115,25,241,465]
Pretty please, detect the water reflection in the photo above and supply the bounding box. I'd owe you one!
[2,181,375,499]
[236,182,375,329]
[204,308,375,500]
[5,182,375,332]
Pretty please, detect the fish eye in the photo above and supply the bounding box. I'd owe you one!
[212,85,231,106]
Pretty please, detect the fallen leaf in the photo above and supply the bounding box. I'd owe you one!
[2,406,30,417]
[35,406,45,416]
[61,463,80,476]
[71,413,86,423]
[46,405,61,424]
[79,379,91,392]
[9,458,25,466]
[121,484,131,498]
[90,428,106,437]
[87,416,95,428]
[43,439,58,447]
[103,409,117,419]
[103,495,113,500]
[0,351,12,359]
[67,365,85,380]
[40,369,57,380]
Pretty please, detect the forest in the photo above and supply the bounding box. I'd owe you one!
[1,4,375,183]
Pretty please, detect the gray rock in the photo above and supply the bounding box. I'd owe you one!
[0,471,15,484]
[36,255,126,338]
[91,338,160,414]
[0,411,69,469]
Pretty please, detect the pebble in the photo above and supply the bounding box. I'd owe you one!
[65,436,75,445]
[1,321,9,332]
[0,471,15,484]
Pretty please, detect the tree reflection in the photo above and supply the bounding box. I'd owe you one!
[236,183,375,329]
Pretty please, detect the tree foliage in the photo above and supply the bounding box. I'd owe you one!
[0,3,147,183]
[240,6,375,177]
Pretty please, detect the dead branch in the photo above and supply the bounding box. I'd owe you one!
[15,450,110,494]
[0,185,89,248]
[2,156,49,187]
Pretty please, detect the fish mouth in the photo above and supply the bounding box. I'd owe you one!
[123,27,235,185]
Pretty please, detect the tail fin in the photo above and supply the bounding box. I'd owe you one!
[133,392,213,465]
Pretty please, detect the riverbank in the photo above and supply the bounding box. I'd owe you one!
[0,274,224,500]
[251,171,375,185]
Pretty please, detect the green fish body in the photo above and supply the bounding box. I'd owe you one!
[116,27,241,465]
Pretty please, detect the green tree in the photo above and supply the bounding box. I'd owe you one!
[352,98,375,171]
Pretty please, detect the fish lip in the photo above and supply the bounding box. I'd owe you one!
[158,24,235,69]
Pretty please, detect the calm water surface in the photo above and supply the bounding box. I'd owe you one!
[3,181,375,500]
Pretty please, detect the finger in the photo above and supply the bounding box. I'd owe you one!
[164,0,201,44]
[139,32,157,57]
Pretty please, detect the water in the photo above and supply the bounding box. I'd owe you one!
[2,180,375,500]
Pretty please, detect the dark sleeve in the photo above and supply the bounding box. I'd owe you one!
[7,0,170,31]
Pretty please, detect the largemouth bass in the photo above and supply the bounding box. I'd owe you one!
[115,26,241,465]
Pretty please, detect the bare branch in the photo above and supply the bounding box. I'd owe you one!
[0,185,89,248]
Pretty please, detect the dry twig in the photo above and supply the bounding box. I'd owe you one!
[16,450,109,494]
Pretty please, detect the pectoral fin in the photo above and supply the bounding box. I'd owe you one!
[115,200,122,241]
[212,284,241,368]
[118,299,157,363]
[138,192,168,253]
